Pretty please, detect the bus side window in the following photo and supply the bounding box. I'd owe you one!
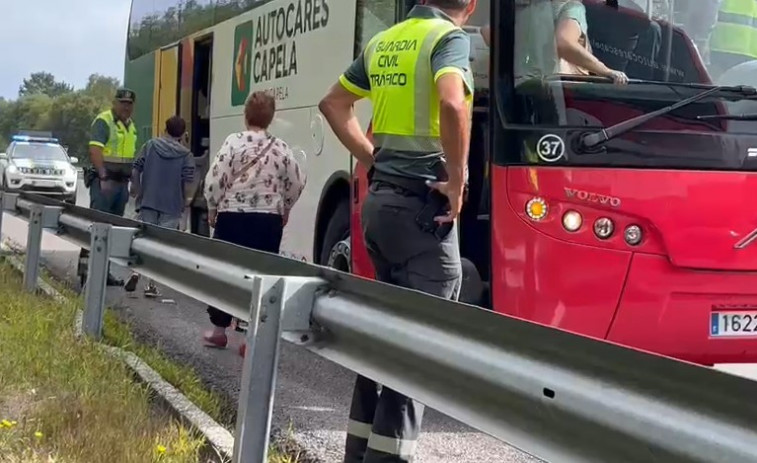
[355,0,400,53]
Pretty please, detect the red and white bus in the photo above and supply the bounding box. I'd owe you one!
[125,0,757,364]
[349,0,757,366]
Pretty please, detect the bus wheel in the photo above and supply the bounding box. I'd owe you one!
[321,200,351,272]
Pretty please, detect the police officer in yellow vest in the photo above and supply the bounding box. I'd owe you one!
[78,88,138,287]
[319,1,476,461]
[709,0,757,79]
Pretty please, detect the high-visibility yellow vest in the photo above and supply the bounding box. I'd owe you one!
[361,17,473,152]
[711,0,757,60]
[91,110,137,164]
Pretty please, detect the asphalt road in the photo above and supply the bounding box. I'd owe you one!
[0,180,544,463]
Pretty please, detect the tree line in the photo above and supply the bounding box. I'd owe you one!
[0,72,121,165]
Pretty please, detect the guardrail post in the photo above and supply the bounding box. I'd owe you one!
[233,276,286,463]
[82,223,112,340]
[23,204,44,292]
[0,192,4,248]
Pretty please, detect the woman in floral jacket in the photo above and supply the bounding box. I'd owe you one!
[202,91,306,353]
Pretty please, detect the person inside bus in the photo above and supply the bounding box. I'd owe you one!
[202,90,306,354]
[552,0,629,82]
[479,1,628,83]
[586,0,662,80]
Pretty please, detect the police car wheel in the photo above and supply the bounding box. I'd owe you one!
[320,200,350,272]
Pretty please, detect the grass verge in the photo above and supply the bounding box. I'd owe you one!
[39,264,303,462]
[0,264,207,462]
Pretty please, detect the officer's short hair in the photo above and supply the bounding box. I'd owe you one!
[165,116,186,138]
[427,0,472,10]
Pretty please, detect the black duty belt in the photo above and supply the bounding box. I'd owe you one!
[370,171,429,197]
[105,170,130,182]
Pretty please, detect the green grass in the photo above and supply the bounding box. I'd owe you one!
[5,260,302,462]
[0,264,206,462]
[42,265,301,462]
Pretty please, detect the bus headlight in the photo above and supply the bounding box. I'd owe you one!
[624,225,642,246]
[562,210,582,232]
[593,217,614,239]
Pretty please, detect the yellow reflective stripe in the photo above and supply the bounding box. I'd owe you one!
[347,419,372,439]
[434,66,464,81]
[711,23,757,58]
[367,433,417,457]
[88,141,105,148]
[434,66,474,96]
[339,74,370,98]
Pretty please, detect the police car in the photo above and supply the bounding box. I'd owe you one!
[0,135,79,203]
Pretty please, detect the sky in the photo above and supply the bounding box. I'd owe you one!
[0,0,132,100]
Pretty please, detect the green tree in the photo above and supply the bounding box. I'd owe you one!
[18,72,73,98]
[48,92,103,164]
[14,94,54,132]
[84,74,121,104]
[0,72,121,165]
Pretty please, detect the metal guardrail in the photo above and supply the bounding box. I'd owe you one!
[3,192,757,463]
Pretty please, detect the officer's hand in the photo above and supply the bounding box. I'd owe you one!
[426,180,464,224]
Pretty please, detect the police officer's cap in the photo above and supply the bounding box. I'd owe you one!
[115,88,136,103]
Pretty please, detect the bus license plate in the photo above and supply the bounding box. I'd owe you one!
[711,312,757,337]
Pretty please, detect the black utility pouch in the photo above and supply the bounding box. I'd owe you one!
[415,189,453,240]
[83,167,97,188]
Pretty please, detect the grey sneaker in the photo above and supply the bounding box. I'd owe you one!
[144,285,161,298]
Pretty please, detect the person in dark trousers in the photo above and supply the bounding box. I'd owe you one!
[78,88,138,289]
[125,116,195,297]
[319,1,477,461]
[202,91,306,355]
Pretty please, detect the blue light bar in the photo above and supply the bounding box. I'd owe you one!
[12,135,59,143]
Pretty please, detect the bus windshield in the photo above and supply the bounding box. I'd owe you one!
[487,0,757,170]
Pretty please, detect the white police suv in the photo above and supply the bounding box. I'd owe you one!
[0,135,79,203]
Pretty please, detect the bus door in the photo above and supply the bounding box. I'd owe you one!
[153,44,181,137]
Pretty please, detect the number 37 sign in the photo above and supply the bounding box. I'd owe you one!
[536,134,566,163]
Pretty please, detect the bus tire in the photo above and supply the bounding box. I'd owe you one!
[321,200,351,272]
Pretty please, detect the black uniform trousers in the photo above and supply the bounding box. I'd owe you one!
[344,182,462,463]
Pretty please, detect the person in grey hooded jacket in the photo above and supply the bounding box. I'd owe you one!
[126,116,195,297]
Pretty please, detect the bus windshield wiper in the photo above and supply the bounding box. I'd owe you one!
[580,85,757,150]
[697,113,757,121]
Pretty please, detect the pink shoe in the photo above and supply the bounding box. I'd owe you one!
[203,331,228,349]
